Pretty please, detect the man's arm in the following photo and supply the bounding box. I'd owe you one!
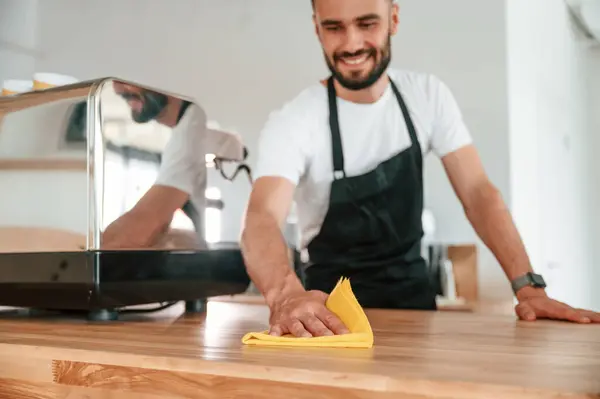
[240,176,304,307]
[243,100,350,336]
[442,145,600,323]
[102,185,188,249]
[429,75,598,323]
[428,76,536,295]
[441,146,535,289]
[240,176,349,336]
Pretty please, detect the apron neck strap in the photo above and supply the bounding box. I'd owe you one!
[327,77,346,179]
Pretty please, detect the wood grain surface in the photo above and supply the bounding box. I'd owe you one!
[0,299,597,398]
[0,158,87,171]
[0,83,92,115]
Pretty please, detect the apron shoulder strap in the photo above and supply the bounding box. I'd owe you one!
[327,76,423,178]
[327,77,346,179]
[389,78,422,156]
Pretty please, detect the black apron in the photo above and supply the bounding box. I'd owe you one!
[302,76,437,310]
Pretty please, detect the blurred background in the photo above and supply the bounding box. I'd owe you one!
[0,0,598,312]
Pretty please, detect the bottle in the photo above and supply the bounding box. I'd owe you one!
[441,259,457,300]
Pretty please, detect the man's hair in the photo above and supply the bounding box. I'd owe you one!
[312,0,393,7]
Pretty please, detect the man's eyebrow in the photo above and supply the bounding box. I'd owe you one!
[355,13,381,23]
[320,13,381,26]
[320,18,342,27]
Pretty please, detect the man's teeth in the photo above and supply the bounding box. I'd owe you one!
[343,54,369,65]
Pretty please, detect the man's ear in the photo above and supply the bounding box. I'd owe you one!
[313,14,325,45]
[390,3,400,35]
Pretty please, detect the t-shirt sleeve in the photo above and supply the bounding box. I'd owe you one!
[253,106,312,186]
[155,104,207,195]
[428,75,473,158]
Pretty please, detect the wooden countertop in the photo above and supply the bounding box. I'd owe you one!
[0,299,598,398]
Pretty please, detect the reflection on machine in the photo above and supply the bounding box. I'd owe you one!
[0,77,252,319]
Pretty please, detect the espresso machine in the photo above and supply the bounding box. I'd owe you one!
[0,77,251,320]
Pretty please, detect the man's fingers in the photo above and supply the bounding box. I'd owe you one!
[551,305,591,324]
[580,310,600,323]
[573,308,600,323]
[269,324,284,336]
[316,308,350,335]
[535,300,588,323]
[288,320,312,338]
[299,314,333,337]
[516,298,599,324]
[515,303,536,321]
[534,301,591,323]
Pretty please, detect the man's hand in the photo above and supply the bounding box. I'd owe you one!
[102,212,156,249]
[515,288,600,323]
[268,290,350,338]
[102,185,188,249]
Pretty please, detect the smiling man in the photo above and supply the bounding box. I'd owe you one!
[240,0,600,338]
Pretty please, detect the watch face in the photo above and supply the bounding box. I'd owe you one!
[530,273,546,286]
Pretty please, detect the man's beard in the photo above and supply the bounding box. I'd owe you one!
[120,90,169,123]
[325,36,392,91]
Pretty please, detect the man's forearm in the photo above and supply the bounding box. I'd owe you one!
[464,183,537,284]
[240,210,305,308]
[102,207,169,248]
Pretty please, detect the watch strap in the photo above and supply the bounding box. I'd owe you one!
[511,274,532,294]
[511,272,546,294]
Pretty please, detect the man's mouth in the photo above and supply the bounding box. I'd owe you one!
[341,53,370,66]
[335,49,375,68]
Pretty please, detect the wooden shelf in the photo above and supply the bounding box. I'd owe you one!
[0,158,86,171]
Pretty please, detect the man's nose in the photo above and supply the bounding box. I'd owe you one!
[341,27,364,54]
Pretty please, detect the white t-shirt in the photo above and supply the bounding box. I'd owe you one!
[155,103,209,237]
[254,68,473,250]
[155,103,247,239]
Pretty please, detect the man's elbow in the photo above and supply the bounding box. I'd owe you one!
[240,176,294,246]
[240,202,283,249]
[463,180,506,218]
[240,208,255,247]
[240,205,266,246]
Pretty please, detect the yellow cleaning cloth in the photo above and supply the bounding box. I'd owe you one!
[241,277,374,348]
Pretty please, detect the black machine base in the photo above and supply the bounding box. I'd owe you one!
[185,299,207,313]
[87,309,119,321]
[0,248,250,319]
[82,300,207,321]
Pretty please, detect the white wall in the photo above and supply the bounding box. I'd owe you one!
[0,0,87,236]
[507,0,598,311]
[0,171,87,234]
[0,0,37,84]
[589,51,600,309]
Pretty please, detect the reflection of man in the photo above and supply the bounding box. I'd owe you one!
[102,82,208,249]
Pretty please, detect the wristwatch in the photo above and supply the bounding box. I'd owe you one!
[511,272,546,294]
